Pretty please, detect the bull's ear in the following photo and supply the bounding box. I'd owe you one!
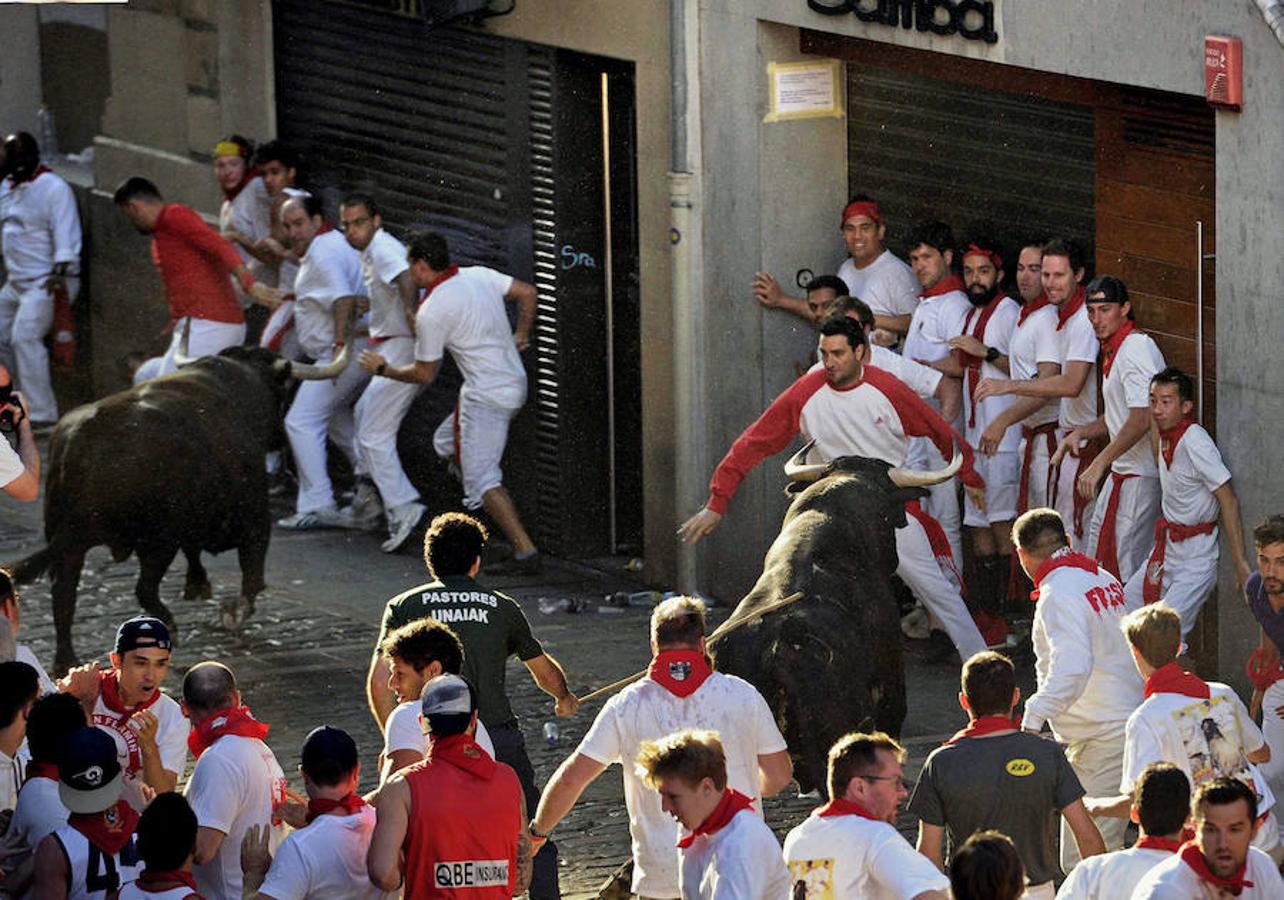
[784,481,806,496]
[271,358,292,381]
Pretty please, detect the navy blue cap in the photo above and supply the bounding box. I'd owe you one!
[114,616,171,655]
[58,727,123,814]
[300,725,358,775]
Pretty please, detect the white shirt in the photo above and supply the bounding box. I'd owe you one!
[1056,303,1099,429]
[260,806,392,900]
[293,229,365,357]
[1007,303,1061,429]
[1,434,26,488]
[221,175,275,289]
[360,229,411,340]
[783,809,952,900]
[1121,683,1274,814]
[1130,846,1284,899]
[50,821,141,900]
[9,772,67,850]
[89,689,189,813]
[2,744,27,812]
[414,266,526,410]
[903,287,971,369]
[807,344,942,400]
[15,643,57,696]
[577,672,787,898]
[960,296,1022,449]
[837,250,920,321]
[186,734,288,900]
[383,699,495,759]
[1160,424,1231,526]
[1103,331,1165,476]
[0,169,82,282]
[118,885,196,900]
[679,807,790,900]
[1055,844,1173,899]
[1022,550,1144,742]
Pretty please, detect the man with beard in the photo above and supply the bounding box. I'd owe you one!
[1247,515,1284,804]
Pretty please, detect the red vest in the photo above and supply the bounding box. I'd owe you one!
[402,752,522,898]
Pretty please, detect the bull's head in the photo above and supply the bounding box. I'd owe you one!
[174,316,355,382]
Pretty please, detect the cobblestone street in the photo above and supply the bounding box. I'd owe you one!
[2,490,1026,897]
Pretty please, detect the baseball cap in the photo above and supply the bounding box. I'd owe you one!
[1085,274,1129,304]
[59,727,124,814]
[300,725,359,776]
[115,616,172,655]
[420,673,476,718]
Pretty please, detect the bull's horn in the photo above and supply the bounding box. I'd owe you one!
[290,316,355,381]
[887,443,963,488]
[173,319,199,368]
[783,440,829,483]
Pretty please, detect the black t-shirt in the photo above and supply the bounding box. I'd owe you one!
[907,731,1084,886]
[378,574,544,728]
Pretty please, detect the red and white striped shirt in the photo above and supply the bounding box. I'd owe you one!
[706,366,982,515]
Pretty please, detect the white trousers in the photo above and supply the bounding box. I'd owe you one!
[431,392,518,510]
[353,336,420,510]
[1261,681,1284,809]
[908,436,963,571]
[0,278,72,422]
[133,317,246,384]
[1061,731,1128,873]
[1122,530,1218,637]
[285,339,372,513]
[1017,426,1056,515]
[895,515,986,661]
[1087,473,1161,583]
[1052,432,1099,548]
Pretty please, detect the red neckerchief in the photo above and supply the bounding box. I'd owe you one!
[1246,647,1284,692]
[1030,547,1099,601]
[1135,835,1183,853]
[427,732,496,780]
[421,264,460,302]
[648,650,712,698]
[676,788,754,849]
[25,760,59,782]
[816,798,881,820]
[7,164,52,187]
[1018,292,1051,326]
[1178,841,1254,895]
[69,799,139,855]
[957,294,1006,426]
[920,274,965,300]
[1159,417,1195,469]
[137,869,201,893]
[222,166,260,202]
[1100,320,1135,378]
[187,705,270,760]
[944,715,1021,745]
[1055,285,1086,331]
[306,792,367,824]
[1144,662,1211,700]
[99,669,161,722]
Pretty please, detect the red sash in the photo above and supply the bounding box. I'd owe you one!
[1144,662,1211,700]
[306,792,367,824]
[1030,547,1099,601]
[69,799,139,855]
[1134,835,1182,853]
[920,274,965,300]
[1018,293,1051,326]
[1178,842,1254,895]
[1100,321,1135,379]
[816,798,881,819]
[1246,647,1284,692]
[187,706,270,760]
[1055,286,1086,331]
[1093,470,1138,579]
[428,733,496,780]
[957,295,1005,427]
[1018,422,1058,515]
[648,650,712,699]
[676,789,754,848]
[944,715,1020,745]
[1142,517,1217,604]
[905,501,965,598]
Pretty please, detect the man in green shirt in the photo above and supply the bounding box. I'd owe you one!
[366,511,577,899]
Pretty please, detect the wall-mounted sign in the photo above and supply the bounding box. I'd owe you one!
[1204,36,1243,110]
[807,0,999,44]
[765,60,844,122]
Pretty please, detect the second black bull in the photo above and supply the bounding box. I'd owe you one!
[713,440,962,794]
[5,341,348,672]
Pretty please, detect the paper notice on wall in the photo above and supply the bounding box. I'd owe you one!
[765,60,843,122]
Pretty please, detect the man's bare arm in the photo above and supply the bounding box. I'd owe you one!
[757,750,793,798]
[506,279,538,351]
[514,791,533,895]
[1063,798,1107,858]
[985,359,1092,401]
[524,653,579,717]
[915,821,946,872]
[3,416,40,501]
[1213,481,1252,589]
[366,652,395,728]
[31,836,69,900]
[193,826,226,866]
[873,312,913,336]
[367,776,409,892]
[394,269,418,335]
[531,752,606,837]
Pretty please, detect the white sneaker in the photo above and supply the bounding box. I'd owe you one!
[380,501,427,553]
[278,506,343,530]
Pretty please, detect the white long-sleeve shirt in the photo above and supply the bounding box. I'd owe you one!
[1022,548,1143,741]
[0,169,81,282]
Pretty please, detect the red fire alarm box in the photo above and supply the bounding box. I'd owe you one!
[1204,36,1243,109]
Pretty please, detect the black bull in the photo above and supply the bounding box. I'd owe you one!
[4,346,318,672]
[713,449,955,795]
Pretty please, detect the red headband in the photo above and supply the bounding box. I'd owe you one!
[842,200,881,226]
[963,243,1003,271]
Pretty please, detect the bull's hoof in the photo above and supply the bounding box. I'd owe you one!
[184,581,214,601]
[219,596,255,631]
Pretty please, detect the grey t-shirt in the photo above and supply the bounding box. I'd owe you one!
[908,731,1084,886]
